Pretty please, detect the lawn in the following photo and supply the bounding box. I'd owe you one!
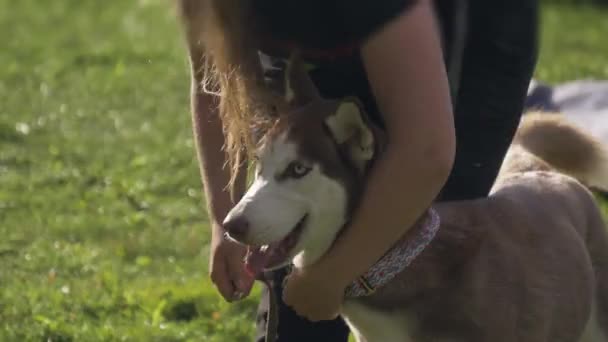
[1,1,607,341]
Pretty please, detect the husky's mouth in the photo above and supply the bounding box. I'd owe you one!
[244,214,308,278]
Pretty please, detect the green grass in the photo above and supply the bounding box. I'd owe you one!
[0,1,607,341]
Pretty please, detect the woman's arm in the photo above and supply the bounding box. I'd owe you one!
[177,0,247,226]
[187,46,252,300]
[188,54,246,237]
[318,0,456,285]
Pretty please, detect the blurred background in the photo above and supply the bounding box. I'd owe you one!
[1,0,607,341]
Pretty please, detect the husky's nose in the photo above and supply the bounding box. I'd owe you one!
[223,216,250,240]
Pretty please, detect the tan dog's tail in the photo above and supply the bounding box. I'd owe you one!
[510,111,608,192]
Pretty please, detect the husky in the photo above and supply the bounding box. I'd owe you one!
[222,55,608,342]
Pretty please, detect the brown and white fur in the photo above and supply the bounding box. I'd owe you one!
[223,56,608,342]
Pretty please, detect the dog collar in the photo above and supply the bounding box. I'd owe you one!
[344,208,441,298]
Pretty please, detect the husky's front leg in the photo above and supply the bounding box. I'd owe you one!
[342,301,414,342]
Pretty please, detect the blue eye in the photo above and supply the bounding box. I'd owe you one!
[286,161,311,179]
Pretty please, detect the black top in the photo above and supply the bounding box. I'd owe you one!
[252,0,417,51]
[252,0,419,127]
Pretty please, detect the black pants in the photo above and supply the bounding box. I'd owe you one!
[255,0,539,340]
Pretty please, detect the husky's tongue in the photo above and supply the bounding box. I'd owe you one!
[244,231,300,277]
[243,215,307,277]
[244,245,278,277]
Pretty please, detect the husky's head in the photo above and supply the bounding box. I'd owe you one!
[222,54,382,276]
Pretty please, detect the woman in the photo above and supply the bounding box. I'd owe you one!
[177,0,538,341]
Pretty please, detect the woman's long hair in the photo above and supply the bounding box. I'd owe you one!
[177,0,279,191]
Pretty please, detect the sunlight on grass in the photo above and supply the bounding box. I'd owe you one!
[1,0,607,340]
[537,4,608,82]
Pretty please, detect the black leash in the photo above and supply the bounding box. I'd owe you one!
[263,279,279,342]
[258,268,283,342]
[259,264,294,342]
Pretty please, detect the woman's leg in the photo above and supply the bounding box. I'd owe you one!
[438,0,539,201]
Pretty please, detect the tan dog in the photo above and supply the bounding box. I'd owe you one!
[220,54,608,341]
[497,111,608,193]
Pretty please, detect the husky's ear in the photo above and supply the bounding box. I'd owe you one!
[284,52,320,106]
[324,100,376,172]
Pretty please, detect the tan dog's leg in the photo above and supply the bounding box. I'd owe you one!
[581,190,608,341]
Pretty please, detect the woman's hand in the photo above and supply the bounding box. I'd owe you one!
[282,264,349,321]
[209,223,255,302]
